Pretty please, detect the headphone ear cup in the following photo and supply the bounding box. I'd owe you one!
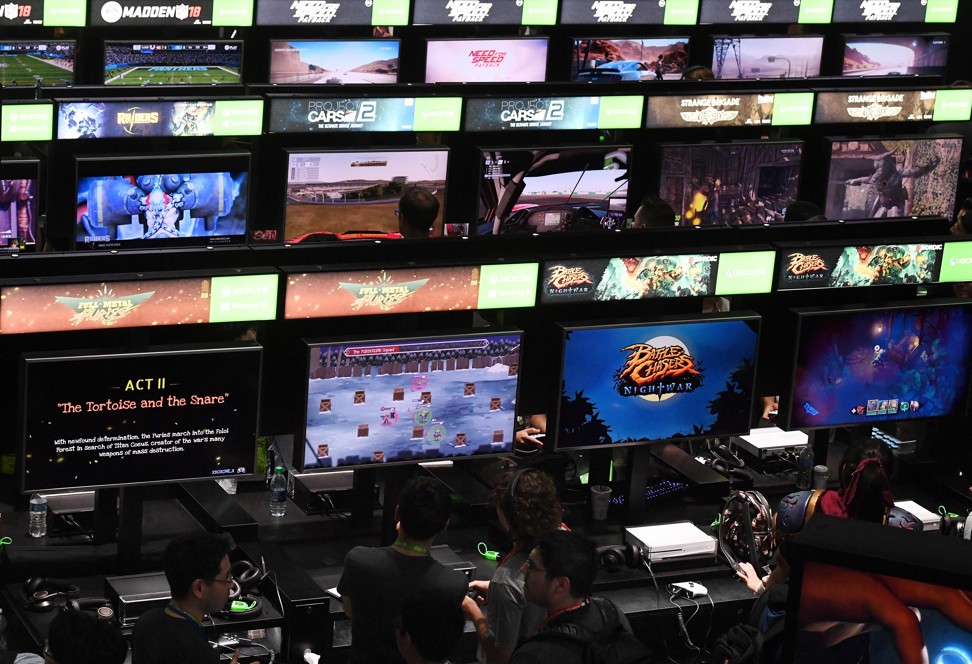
[221,595,263,620]
[230,560,262,593]
[597,545,626,572]
[62,598,115,621]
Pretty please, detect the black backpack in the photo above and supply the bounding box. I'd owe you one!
[527,597,652,664]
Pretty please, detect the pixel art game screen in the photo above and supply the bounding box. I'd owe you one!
[269,40,399,85]
[557,316,759,449]
[788,302,972,430]
[572,38,688,81]
[0,41,74,86]
[843,34,949,77]
[104,41,242,86]
[302,333,522,469]
[712,36,823,79]
[426,38,548,83]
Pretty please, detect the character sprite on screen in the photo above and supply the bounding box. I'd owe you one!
[845,153,940,218]
[613,338,703,398]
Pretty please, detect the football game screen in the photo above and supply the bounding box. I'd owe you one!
[711,35,823,79]
[659,141,803,226]
[0,40,75,87]
[557,314,760,450]
[0,158,39,252]
[269,39,399,85]
[425,38,548,84]
[477,145,630,235]
[572,37,688,81]
[302,332,522,470]
[788,301,972,430]
[842,34,949,77]
[103,41,243,86]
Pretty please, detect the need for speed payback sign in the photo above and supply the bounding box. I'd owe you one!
[831,0,957,22]
[90,0,253,26]
[412,0,558,25]
[559,0,698,25]
[256,0,409,25]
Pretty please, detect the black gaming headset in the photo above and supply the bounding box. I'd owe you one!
[218,559,264,620]
[22,577,81,612]
[596,541,645,573]
[62,597,115,622]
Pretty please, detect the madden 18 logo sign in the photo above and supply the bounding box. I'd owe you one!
[2,2,36,20]
[99,0,204,22]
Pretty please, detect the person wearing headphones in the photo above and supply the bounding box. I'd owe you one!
[42,609,127,664]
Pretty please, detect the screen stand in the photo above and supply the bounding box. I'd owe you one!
[117,486,144,573]
[93,488,119,545]
[625,446,653,524]
[379,466,412,547]
[350,468,378,531]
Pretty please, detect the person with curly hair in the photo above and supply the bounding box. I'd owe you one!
[462,468,565,664]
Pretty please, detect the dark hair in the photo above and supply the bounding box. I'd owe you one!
[838,438,895,523]
[680,65,714,81]
[48,610,128,664]
[398,187,440,237]
[493,469,563,543]
[397,476,453,540]
[535,530,598,598]
[399,591,464,661]
[784,200,824,222]
[163,531,231,599]
[632,194,676,228]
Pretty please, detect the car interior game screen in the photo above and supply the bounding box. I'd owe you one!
[269,39,399,85]
[0,40,75,86]
[302,332,522,469]
[788,301,972,430]
[426,38,548,83]
[103,41,243,86]
[842,34,949,77]
[711,36,823,79]
[571,37,688,82]
[557,315,760,449]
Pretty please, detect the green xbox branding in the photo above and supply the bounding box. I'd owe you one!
[413,98,463,132]
[932,89,972,122]
[797,0,833,23]
[214,100,264,136]
[715,251,775,295]
[940,242,972,283]
[478,263,539,309]
[924,0,958,22]
[663,0,698,24]
[213,0,252,25]
[1,103,54,142]
[597,96,643,130]
[209,274,278,322]
[45,0,86,25]
[372,0,410,25]
[771,92,814,126]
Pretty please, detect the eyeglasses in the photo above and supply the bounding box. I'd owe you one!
[523,557,546,574]
[209,574,235,585]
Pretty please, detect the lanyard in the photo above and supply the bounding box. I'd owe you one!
[392,540,430,555]
[537,598,589,633]
[167,603,207,639]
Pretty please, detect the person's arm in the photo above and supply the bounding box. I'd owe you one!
[462,595,516,664]
[737,550,790,594]
[342,596,353,619]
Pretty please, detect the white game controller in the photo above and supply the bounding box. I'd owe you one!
[668,581,708,598]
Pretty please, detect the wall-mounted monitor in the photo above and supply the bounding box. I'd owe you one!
[824,136,962,221]
[74,151,250,250]
[477,145,630,235]
[711,35,823,79]
[103,40,243,86]
[659,140,803,226]
[0,158,40,252]
[425,38,548,84]
[0,40,75,87]
[269,39,399,85]
[787,300,972,430]
[301,331,522,470]
[571,37,688,82]
[283,148,449,243]
[57,98,264,139]
[20,343,262,493]
[842,34,949,78]
[556,313,760,450]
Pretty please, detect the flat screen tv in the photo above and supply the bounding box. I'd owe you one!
[824,136,963,221]
[269,39,400,85]
[425,38,548,84]
[103,40,243,86]
[0,40,75,87]
[659,140,803,226]
[842,34,949,77]
[572,37,689,82]
[301,331,522,470]
[711,35,823,79]
[283,148,449,243]
[787,300,972,430]
[75,152,250,251]
[477,145,630,235]
[0,158,39,252]
[20,343,262,493]
[556,313,760,450]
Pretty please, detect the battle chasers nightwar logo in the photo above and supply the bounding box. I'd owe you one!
[614,340,702,398]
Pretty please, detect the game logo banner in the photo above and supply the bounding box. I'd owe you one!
[268,97,462,133]
[256,0,408,24]
[464,96,643,131]
[0,274,278,335]
[645,91,813,128]
[90,0,253,26]
[0,0,86,26]
[285,263,538,319]
[56,99,263,139]
[777,243,944,291]
[559,0,698,25]
[540,255,718,303]
[412,0,558,25]
[816,90,938,123]
[831,0,957,23]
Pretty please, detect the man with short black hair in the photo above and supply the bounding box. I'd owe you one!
[631,194,676,229]
[45,609,128,664]
[396,591,465,664]
[397,187,440,239]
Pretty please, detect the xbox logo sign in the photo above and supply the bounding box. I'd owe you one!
[101,0,123,22]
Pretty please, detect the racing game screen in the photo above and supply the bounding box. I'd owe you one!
[711,35,823,79]
[842,34,949,77]
[269,40,399,85]
[571,37,688,82]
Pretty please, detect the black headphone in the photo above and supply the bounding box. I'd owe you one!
[22,577,81,612]
[218,595,263,620]
[228,559,263,599]
[62,597,115,622]
[709,444,756,487]
[596,542,644,573]
[503,467,541,515]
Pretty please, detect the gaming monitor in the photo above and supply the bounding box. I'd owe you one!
[20,343,262,493]
[572,37,688,81]
[425,38,548,84]
[301,331,522,470]
[711,35,823,79]
[659,141,803,226]
[0,158,39,252]
[103,41,243,86]
[824,136,962,221]
[74,151,250,250]
[842,34,949,78]
[787,300,972,430]
[283,148,449,243]
[269,39,399,85]
[477,145,630,235]
[0,40,75,87]
[556,313,760,450]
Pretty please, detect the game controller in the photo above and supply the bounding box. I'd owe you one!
[668,581,708,599]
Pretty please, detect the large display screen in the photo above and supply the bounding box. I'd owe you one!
[0,41,75,87]
[465,96,644,132]
[557,314,760,449]
[645,91,815,128]
[269,40,399,85]
[302,332,522,470]
[842,34,950,77]
[268,96,462,133]
[0,159,39,252]
[659,141,803,226]
[478,145,630,235]
[75,152,250,251]
[571,38,688,82]
[711,36,823,79]
[787,301,972,430]
[20,343,261,492]
[283,148,448,243]
[777,243,945,290]
[104,40,242,86]
[57,99,264,139]
[426,38,548,84]
[825,136,963,221]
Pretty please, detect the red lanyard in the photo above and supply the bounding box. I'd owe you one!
[537,599,589,633]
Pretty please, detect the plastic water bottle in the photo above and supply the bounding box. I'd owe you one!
[28,492,48,538]
[269,466,287,518]
[795,445,815,490]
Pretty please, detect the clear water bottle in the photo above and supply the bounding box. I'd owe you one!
[795,445,815,490]
[269,466,287,518]
[0,607,8,651]
[28,492,48,538]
